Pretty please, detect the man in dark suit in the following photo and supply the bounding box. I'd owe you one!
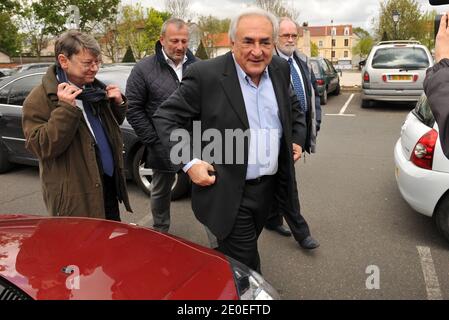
[265,17,321,250]
[153,8,307,272]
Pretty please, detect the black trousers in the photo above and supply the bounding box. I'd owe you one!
[103,174,121,222]
[217,175,276,273]
[265,185,311,242]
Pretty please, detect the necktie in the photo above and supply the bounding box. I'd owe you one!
[288,58,307,113]
[84,102,115,177]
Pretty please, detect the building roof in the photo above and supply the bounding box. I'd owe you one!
[204,33,232,48]
[299,25,353,37]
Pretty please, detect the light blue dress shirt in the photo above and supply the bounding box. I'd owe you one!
[233,57,283,180]
[183,58,283,180]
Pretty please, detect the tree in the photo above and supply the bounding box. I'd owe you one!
[0,0,19,14]
[122,46,136,62]
[195,41,208,60]
[144,8,171,56]
[116,4,149,61]
[353,37,374,61]
[373,0,425,41]
[198,15,230,35]
[16,0,121,59]
[254,0,300,21]
[165,0,191,20]
[0,13,22,56]
[310,41,319,57]
[96,13,121,63]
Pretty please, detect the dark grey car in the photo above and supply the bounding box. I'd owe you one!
[0,65,190,200]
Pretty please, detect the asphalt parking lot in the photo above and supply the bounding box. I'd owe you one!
[1,90,449,299]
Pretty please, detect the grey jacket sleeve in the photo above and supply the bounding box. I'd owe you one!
[424,58,449,158]
[126,64,158,145]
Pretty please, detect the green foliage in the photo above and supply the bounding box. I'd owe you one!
[374,0,425,41]
[198,15,230,35]
[310,41,319,57]
[0,12,22,56]
[195,41,208,60]
[0,0,19,14]
[144,8,171,55]
[353,27,370,38]
[352,36,374,60]
[117,4,149,60]
[122,46,136,62]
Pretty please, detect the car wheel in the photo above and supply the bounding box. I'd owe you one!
[0,141,12,173]
[132,146,191,200]
[334,83,341,95]
[434,194,449,242]
[320,88,328,105]
[361,99,371,108]
[132,146,153,196]
[171,171,191,201]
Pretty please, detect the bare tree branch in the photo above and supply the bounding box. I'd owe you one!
[164,0,192,20]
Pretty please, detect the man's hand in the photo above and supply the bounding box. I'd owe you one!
[293,143,303,163]
[436,13,449,63]
[57,83,83,107]
[106,84,123,105]
[186,160,216,187]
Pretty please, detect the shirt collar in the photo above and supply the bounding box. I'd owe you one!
[232,54,269,85]
[276,47,293,61]
[162,48,188,66]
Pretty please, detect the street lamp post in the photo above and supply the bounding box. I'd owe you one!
[392,10,400,40]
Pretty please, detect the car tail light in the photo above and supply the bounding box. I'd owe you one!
[363,72,370,83]
[413,75,419,82]
[316,79,325,85]
[410,129,438,170]
[382,75,387,82]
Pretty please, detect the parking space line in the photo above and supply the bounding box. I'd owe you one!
[326,94,356,117]
[417,246,443,300]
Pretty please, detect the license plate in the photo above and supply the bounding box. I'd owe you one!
[390,75,412,81]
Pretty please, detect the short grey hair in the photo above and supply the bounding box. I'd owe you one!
[228,7,279,42]
[279,17,300,33]
[160,18,188,37]
[55,30,101,62]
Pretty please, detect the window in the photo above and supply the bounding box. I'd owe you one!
[332,39,336,47]
[344,39,349,47]
[413,95,435,128]
[331,51,336,58]
[344,51,349,58]
[319,40,323,47]
[6,74,43,106]
[0,86,9,104]
[331,27,336,36]
[372,47,430,69]
[344,27,350,36]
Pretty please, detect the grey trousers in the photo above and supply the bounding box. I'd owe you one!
[151,170,176,232]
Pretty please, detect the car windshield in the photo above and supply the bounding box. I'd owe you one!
[371,47,430,69]
[413,95,435,128]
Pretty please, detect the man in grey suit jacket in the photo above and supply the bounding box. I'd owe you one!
[153,8,307,272]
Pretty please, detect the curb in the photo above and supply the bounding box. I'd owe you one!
[341,86,361,93]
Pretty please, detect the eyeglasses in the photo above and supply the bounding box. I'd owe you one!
[279,34,298,40]
[79,60,102,70]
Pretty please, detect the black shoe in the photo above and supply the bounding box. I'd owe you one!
[299,236,320,249]
[265,224,292,237]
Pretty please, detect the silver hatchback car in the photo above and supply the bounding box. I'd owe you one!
[361,40,433,108]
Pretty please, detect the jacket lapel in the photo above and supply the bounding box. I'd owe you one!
[268,61,289,130]
[220,52,250,130]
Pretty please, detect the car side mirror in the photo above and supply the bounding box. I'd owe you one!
[359,60,366,67]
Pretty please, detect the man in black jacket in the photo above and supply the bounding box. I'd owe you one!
[126,18,198,232]
[265,17,321,250]
[153,8,307,272]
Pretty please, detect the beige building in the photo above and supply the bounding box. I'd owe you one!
[298,24,355,67]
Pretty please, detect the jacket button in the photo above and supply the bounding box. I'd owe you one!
[95,183,100,188]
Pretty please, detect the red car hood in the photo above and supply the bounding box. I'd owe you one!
[0,216,238,300]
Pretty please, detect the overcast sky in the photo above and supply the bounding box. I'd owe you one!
[123,0,449,31]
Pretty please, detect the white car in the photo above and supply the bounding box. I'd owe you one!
[394,94,449,241]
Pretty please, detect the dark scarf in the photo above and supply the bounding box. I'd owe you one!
[56,65,115,177]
